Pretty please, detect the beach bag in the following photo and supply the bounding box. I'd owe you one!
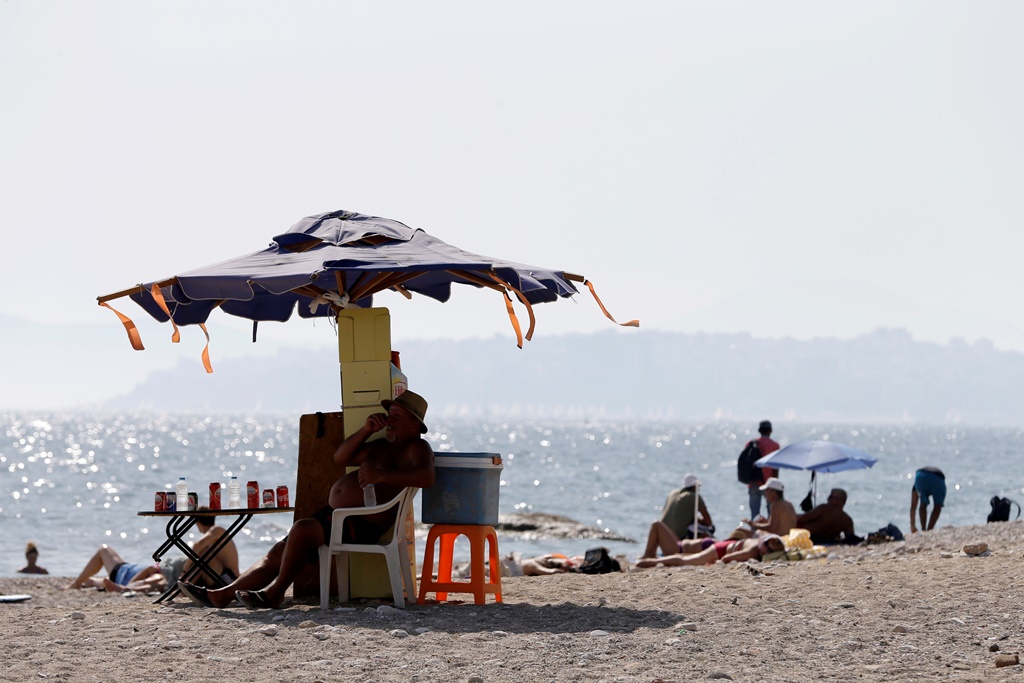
[577,547,620,574]
[736,440,762,484]
[866,523,904,544]
[782,528,813,551]
[987,496,1021,523]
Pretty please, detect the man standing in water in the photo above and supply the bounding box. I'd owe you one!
[746,420,780,518]
[178,391,435,609]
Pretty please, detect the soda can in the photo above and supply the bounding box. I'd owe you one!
[276,485,289,508]
[209,483,221,510]
[154,491,167,512]
[246,481,259,509]
[166,491,177,512]
[187,491,198,511]
[262,489,275,508]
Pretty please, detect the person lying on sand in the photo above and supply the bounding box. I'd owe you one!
[635,534,784,568]
[18,542,48,575]
[66,511,237,593]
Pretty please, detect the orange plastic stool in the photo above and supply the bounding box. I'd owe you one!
[418,524,502,605]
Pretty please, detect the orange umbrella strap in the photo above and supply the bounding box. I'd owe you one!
[585,279,640,328]
[488,272,537,342]
[98,301,145,351]
[150,283,181,343]
[501,291,524,348]
[199,323,213,373]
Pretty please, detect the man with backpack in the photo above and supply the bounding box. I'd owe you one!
[738,420,780,518]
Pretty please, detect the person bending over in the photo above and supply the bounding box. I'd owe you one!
[178,391,435,609]
[909,466,946,533]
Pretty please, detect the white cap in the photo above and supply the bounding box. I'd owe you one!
[759,477,784,492]
[682,473,700,489]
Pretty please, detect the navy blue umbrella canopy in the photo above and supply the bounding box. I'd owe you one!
[98,210,636,359]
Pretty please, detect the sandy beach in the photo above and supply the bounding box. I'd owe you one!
[2,521,1022,682]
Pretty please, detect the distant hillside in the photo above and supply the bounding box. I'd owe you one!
[102,328,1024,425]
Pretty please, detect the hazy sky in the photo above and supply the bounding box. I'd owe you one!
[3,1,1023,368]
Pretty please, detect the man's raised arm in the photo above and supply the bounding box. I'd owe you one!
[333,413,386,467]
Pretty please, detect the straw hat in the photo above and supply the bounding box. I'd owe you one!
[381,390,429,433]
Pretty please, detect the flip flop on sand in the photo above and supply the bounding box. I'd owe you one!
[177,581,214,608]
[235,589,273,609]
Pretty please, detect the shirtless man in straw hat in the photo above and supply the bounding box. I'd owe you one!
[178,391,435,609]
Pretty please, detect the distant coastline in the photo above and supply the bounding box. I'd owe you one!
[97,328,1024,426]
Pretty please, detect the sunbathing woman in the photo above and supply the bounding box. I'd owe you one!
[635,534,784,568]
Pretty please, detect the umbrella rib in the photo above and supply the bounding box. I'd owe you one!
[334,271,347,298]
[97,277,178,304]
[359,271,423,299]
[444,269,505,292]
[349,272,398,302]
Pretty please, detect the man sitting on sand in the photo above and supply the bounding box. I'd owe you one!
[639,473,714,560]
[178,391,435,610]
[796,488,858,544]
[739,477,797,537]
[657,473,714,539]
[66,510,238,593]
[636,534,784,568]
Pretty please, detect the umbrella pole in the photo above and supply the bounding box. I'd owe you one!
[693,482,700,540]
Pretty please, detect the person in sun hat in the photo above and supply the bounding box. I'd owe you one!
[639,472,715,560]
[740,477,797,537]
[178,390,435,610]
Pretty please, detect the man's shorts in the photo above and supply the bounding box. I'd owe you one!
[914,469,947,506]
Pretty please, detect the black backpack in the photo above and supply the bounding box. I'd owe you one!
[577,547,621,574]
[987,496,1021,523]
[737,440,762,484]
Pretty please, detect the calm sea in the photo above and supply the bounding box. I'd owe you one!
[2,413,1023,577]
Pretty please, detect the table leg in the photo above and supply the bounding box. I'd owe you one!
[154,513,254,604]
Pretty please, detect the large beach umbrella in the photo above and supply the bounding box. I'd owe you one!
[755,440,878,510]
[97,209,638,368]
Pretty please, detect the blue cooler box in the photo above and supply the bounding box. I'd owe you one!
[422,453,503,525]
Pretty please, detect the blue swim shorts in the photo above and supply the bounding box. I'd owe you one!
[110,562,148,587]
[914,469,947,507]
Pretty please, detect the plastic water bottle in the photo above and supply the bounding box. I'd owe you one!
[227,476,241,509]
[175,477,188,512]
[362,484,376,507]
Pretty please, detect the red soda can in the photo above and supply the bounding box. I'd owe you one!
[246,481,259,508]
[154,491,167,512]
[166,492,177,512]
[209,483,221,510]
[262,489,275,508]
[188,491,198,511]
[276,485,289,508]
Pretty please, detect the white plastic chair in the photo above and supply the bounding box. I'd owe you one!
[318,487,418,609]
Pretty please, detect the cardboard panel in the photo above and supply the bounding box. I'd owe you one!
[291,411,346,598]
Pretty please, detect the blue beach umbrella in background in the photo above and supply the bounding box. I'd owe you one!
[755,440,878,474]
[755,440,878,509]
